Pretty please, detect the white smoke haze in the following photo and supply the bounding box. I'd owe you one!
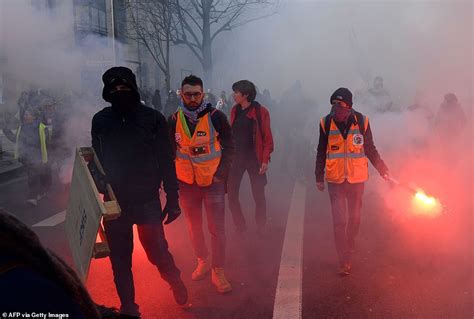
[0,1,471,313]
[2,1,109,94]
[206,0,472,260]
[211,1,471,101]
[1,0,131,183]
[1,0,472,195]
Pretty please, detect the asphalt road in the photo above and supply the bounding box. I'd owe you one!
[0,168,472,318]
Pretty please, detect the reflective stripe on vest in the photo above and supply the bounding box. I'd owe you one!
[327,152,366,159]
[14,126,22,160]
[322,115,369,184]
[13,124,48,164]
[175,109,222,186]
[176,150,222,162]
[328,129,361,136]
[39,123,48,164]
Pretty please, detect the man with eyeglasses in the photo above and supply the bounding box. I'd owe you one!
[168,75,234,293]
[315,87,390,276]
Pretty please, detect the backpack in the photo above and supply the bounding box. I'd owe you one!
[324,111,366,137]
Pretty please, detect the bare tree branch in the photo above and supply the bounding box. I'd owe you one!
[125,0,176,90]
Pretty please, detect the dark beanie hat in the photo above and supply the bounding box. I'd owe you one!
[102,66,139,102]
[330,87,353,107]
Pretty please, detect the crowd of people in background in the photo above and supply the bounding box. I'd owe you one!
[0,74,468,210]
[0,69,469,319]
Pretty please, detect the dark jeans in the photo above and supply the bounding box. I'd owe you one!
[327,181,365,265]
[26,163,52,198]
[104,204,181,316]
[228,157,267,230]
[179,181,226,267]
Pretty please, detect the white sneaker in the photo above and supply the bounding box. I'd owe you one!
[26,198,38,206]
[211,267,232,293]
[191,257,211,281]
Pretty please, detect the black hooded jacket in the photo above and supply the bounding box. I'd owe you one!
[92,67,179,208]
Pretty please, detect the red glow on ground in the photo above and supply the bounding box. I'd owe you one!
[86,219,194,316]
[379,140,471,259]
[87,226,172,311]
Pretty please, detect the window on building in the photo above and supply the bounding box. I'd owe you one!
[73,0,108,44]
[0,74,4,104]
[114,0,128,43]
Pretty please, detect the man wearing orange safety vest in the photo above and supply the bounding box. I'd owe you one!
[168,75,234,293]
[315,88,390,276]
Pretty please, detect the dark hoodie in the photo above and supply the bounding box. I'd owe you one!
[92,67,179,210]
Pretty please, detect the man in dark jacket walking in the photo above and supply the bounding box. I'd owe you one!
[3,106,51,206]
[91,67,187,318]
[315,88,390,276]
[164,90,180,117]
[228,80,274,236]
[152,89,162,112]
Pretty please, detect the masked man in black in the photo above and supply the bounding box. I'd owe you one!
[91,67,187,318]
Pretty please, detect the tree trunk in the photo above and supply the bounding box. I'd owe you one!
[165,73,170,93]
[202,1,213,88]
[202,43,213,88]
[165,2,172,92]
[165,27,171,92]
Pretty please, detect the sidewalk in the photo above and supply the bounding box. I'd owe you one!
[0,133,24,183]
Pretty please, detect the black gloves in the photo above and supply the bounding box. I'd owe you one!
[88,161,108,194]
[162,197,181,225]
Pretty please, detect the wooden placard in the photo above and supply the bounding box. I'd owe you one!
[65,147,121,282]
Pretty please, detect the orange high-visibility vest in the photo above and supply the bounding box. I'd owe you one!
[175,109,222,186]
[321,114,369,184]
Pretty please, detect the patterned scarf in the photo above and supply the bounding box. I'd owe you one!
[181,100,208,124]
[331,104,353,123]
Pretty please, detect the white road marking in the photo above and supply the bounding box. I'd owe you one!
[33,210,66,227]
[272,181,307,319]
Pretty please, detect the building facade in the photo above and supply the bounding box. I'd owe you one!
[0,0,159,112]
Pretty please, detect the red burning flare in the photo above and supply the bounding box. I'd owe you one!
[411,188,442,218]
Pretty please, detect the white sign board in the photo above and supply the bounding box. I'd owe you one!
[65,147,120,282]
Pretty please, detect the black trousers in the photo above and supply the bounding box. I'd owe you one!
[104,205,181,316]
[228,157,267,230]
[26,163,52,198]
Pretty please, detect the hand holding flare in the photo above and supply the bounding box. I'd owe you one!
[387,177,443,218]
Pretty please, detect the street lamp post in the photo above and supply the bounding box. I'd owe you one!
[110,0,117,65]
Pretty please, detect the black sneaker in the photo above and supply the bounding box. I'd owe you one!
[26,199,38,206]
[170,278,188,305]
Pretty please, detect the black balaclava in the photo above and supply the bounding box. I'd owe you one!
[102,67,140,113]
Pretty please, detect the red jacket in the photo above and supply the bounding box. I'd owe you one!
[230,102,274,165]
